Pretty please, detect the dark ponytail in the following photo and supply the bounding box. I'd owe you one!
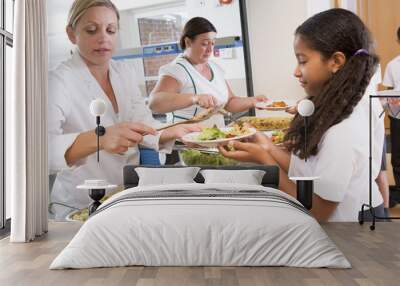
[180,17,217,50]
[285,8,379,159]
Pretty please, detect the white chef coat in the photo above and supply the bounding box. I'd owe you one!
[49,51,173,218]
[288,92,384,222]
[382,55,400,117]
[158,55,229,127]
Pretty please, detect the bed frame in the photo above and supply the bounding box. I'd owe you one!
[123,165,280,189]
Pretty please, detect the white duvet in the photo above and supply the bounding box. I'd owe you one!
[50,183,350,269]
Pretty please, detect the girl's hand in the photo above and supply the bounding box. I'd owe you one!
[218,133,272,164]
[285,105,298,114]
[286,99,303,114]
[252,132,274,152]
[193,94,219,109]
[218,140,268,164]
[100,122,156,154]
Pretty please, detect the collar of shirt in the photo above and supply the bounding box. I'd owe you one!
[70,50,121,122]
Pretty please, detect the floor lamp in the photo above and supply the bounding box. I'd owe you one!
[359,91,400,230]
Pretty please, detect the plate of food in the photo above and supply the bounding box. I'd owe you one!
[263,130,286,145]
[66,208,89,222]
[231,116,292,131]
[182,125,256,148]
[66,186,123,222]
[256,100,294,111]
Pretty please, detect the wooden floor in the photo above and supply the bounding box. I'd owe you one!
[1,222,400,286]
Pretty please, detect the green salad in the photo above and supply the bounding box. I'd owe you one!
[197,126,226,141]
[180,149,238,166]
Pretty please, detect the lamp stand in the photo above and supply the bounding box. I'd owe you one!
[359,94,400,230]
[94,116,106,162]
[88,188,106,215]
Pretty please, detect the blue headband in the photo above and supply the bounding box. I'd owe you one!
[353,48,369,56]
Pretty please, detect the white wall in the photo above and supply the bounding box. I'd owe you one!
[113,0,181,10]
[307,0,331,17]
[340,0,358,14]
[47,0,75,69]
[246,0,308,102]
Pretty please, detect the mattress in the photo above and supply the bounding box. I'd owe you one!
[50,183,350,269]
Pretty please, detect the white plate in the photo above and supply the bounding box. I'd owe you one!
[256,100,295,111]
[263,131,273,137]
[182,127,257,148]
[77,184,117,190]
[290,176,319,181]
[65,209,88,222]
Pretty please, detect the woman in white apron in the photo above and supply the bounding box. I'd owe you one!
[149,17,267,127]
[49,0,199,219]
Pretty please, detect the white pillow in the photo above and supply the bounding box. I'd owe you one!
[135,167,200,186]
[200,169,266,185]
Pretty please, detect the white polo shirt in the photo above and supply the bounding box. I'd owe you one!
[382,55,400,117]
[288,94,384,222]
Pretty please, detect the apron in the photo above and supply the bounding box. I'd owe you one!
[172,62,225,128]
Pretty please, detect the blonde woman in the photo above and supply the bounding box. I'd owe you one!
[48,0,199,218]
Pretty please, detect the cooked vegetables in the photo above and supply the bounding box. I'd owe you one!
[197,125,251,141]
[70,208,89,222]
[271,130,285,144]
[268,101,288,108]
[234,117,292,131]
[224,124,251,138]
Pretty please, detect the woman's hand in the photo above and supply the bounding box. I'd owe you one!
[251,94,268,108]
[160,123,202,144]
[169,124,202,138]
[388,98,400,106]
[218,133,272,164]
[193,94,219,109]
[100,122,156,154]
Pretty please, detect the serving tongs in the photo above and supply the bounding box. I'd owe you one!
[173,144,220,154]
[156,108,229,131]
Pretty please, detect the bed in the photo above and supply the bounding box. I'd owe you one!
[50,165,350,269]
